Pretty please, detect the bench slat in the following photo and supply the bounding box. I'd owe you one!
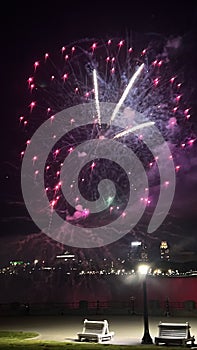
[155,322,195,346]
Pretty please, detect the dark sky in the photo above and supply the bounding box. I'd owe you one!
[1,1,197,151]
[1,1,197,265]
[2,1,197,154]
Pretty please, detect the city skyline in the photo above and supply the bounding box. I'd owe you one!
[1,238,197,280]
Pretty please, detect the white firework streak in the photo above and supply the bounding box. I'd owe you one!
[110,63,145,124]
[93,69,101,126]
[113,121,155,139]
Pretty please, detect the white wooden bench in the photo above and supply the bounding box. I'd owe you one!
[155,322,195,346]
[77,319,115,343]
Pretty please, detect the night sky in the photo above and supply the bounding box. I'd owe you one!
[1,1,197,266]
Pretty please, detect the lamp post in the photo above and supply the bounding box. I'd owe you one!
[130,296,136,315]
[138,264,153,344]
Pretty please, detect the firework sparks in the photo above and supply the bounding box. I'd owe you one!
[113,121,155,139]
[110,63,145,124]
[19,36,195,249]
[93,69,101,127]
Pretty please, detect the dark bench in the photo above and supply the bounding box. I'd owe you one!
[77,319,114,343]
[155,322,195,346]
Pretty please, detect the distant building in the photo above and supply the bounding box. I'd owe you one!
[56,251,75,261]
[128,241,148,263]
[160,241,170,261]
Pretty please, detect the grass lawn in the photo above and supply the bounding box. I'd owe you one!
[0,331,39,340]
[0,331,189,350]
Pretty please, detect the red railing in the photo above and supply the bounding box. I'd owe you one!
[0,299,197,316]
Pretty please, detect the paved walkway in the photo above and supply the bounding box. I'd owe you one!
[1,315,197,345]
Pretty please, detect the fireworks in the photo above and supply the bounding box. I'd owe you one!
[21,37,194,143]
[20,36,196,248]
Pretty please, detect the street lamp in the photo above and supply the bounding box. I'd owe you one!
[138,264,153,344]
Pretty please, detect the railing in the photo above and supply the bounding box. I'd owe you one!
[0,300,196,316]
